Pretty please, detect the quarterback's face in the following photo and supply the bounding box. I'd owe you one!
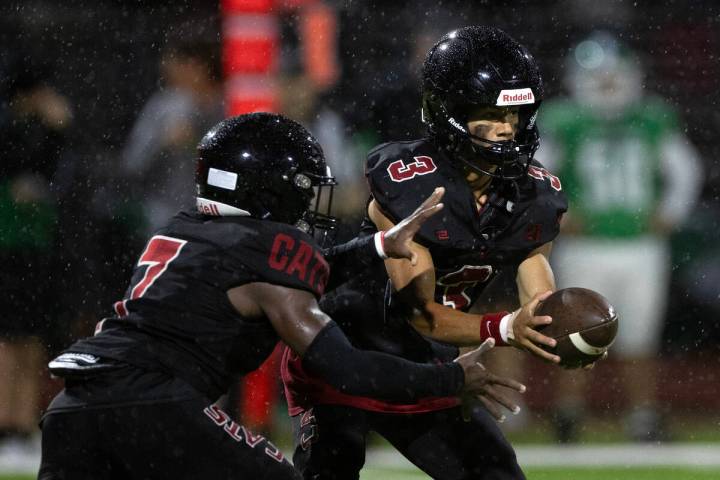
[466,106,519,143]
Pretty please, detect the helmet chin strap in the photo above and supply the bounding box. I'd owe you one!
[453,140,529,180]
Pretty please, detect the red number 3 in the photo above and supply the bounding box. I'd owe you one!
[387,156,437,182]
[113,235,187,318]
[527,165,562,191]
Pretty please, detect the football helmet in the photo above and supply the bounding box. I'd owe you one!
[422,26,543,179]
[565,31,642,117]
[195,113,337,235]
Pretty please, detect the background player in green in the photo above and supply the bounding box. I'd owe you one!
[536,31,703,442]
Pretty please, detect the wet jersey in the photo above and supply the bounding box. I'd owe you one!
[368,138,567,312]
[282,137,567,415]
[61,212,329,401]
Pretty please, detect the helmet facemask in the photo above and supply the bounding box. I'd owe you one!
[294,172,338,246]
[294,166,338,247]
[424,92,540,180]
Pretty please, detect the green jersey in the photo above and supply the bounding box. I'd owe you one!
[0,181,56,252]
[540,97,678,238]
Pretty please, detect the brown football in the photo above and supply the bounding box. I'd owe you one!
[535,288,619,369]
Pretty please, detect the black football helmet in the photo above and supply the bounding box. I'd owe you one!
[422,26,544,179]
[195,113,337,236]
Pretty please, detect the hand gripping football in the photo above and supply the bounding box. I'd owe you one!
[535,288,618,369]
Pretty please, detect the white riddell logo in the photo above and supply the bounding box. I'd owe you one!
[496,88,535,106]
[448,117,467,132]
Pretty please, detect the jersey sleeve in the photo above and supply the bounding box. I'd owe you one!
[323,219,380,292]
[521,160,568,247]
[224,222,330,298]
[366,141,440,223]
[366,140,461,248]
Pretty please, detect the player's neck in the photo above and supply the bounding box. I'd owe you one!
[467,175,492,197]
[468,177,492,212]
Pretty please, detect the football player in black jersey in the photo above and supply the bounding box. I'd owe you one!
[284,27,570,480]
[37,113,528,480]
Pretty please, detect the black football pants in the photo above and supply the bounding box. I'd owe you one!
[38,397,300,480]
[292,404,525,480]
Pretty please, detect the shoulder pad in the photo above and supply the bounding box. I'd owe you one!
[511,160,568,247]
[366,139,478,249]
[366,139,445,224]
[524,160,563,193]
[228,220,329,297]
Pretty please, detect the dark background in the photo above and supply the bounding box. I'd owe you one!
[1,0,718,354]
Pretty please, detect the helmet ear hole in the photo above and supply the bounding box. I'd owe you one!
[293,173,313,190]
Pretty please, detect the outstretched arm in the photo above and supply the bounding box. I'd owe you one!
[369,199,560,363]
[227,281,524,417]
[227,282,463,401]
[322,187,447,290]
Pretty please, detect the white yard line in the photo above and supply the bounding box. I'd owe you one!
[366,444,720,469]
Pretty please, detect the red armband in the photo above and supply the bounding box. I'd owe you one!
[479,311,510,346]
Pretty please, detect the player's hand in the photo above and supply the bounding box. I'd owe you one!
[454,338,526,422]
[383,187,444,266]
[507,291,561,364]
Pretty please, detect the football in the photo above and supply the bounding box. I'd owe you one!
[535,288,619,369]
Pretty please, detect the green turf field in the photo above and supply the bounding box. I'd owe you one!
[4,466,720,480]
[358,467,720,479]
[4,415,718,480]
[3,469,720,480]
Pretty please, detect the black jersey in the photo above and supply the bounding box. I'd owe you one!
[281,139,566,414]
[62,212,329,400]
[367,138,567,312]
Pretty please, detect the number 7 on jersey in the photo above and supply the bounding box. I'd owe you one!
[114,235,187,317]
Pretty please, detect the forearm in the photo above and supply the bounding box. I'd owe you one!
[411,303,509,347]
[518,275,553,305]
[323,232,382,291]
[302,322,464,400]
[517,244,555,304]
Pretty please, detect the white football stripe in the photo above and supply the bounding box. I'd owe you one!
[569,332,607,355]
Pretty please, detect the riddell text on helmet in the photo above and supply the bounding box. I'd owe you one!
[496,88,535,106]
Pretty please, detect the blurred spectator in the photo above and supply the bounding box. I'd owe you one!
[537,32,703,442]
[280,74,365,227]
[0,59,74,460]
[121,40,224,233]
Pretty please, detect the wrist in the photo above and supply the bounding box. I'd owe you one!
[446,361,465,395]
[374,231,388,259]
[479,311,511,346]
[500,310,518,344]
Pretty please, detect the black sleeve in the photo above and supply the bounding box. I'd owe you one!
[322,220,380,292]
[428,338,460,363]
[302,322,465,401]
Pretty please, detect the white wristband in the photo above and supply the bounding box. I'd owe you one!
[500,310,517,343]
[374,231,388,259]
